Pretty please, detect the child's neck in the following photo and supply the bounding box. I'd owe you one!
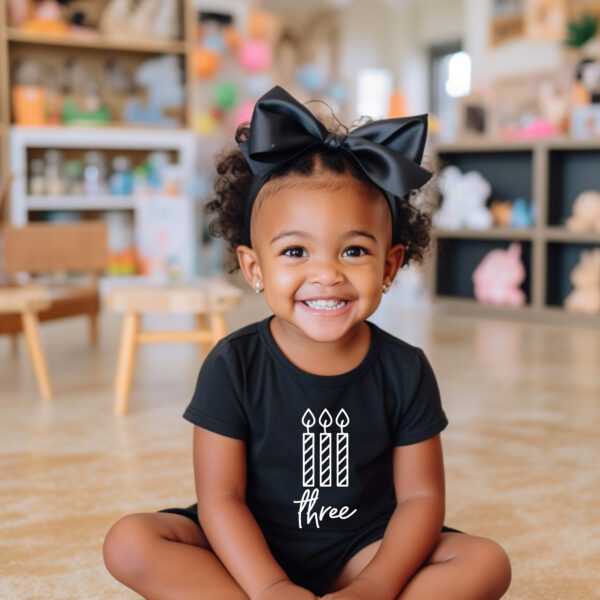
[269,316,371,377]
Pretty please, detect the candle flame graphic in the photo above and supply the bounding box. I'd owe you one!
[336,408,349,429]
[302,409,316,430]
[319,409,333,429]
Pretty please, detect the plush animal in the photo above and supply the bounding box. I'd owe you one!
[564,249,600,314]
[434,165,493,230]
[100,0,179,40]
[566,190,600,232]
[123,56,184,126]
[472,242,527,307]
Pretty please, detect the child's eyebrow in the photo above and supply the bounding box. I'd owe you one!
[270,230,377,244]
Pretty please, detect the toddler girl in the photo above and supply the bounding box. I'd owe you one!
[103,86,511,599]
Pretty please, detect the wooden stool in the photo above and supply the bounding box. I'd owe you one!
[0,285,52,399]
[105,278,243,415]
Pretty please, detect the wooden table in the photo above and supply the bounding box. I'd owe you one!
[105,278,243,415]
[0,285,52,399]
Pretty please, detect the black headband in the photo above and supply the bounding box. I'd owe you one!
[238,85,432,247]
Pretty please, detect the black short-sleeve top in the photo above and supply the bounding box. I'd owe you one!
[183,315,448,533]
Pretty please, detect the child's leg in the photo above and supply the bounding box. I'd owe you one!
[329,532,511,600]
[103,512,248,600]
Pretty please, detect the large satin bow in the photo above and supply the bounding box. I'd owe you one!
[238,85,432,246]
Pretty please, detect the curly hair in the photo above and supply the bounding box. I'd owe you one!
[205,122,434,274]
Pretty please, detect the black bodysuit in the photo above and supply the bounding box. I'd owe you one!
[159,315,458,595]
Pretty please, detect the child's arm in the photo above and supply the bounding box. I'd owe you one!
[193,426,317,600]
[330,435,445,600]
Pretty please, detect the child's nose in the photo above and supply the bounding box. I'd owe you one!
[308,258,345,286]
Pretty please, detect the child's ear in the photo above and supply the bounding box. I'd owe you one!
[236,244,262,289]
[385,243,405,280]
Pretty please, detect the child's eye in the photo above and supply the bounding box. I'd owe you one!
[342,246,369,257]
[281,246,307,258]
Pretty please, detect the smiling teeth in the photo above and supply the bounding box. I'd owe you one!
[304,299,348,310]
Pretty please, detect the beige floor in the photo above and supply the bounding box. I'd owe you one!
[0,289,599,599]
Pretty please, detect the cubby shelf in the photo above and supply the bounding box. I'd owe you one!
[24,195,190,211]
[6,28,187,54]
[430,139,600,324]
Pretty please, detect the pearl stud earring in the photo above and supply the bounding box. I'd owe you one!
[382,281,392,294]
[255,280,263,293]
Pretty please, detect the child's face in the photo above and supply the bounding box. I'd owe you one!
[237,179,405,343]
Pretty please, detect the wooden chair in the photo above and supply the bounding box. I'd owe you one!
[0,222,109,391]
[105,279,243,415]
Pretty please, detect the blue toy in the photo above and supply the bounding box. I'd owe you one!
[511,197,535,228]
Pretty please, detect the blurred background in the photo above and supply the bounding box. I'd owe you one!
[2,0,600,319]
[0,1,599,599]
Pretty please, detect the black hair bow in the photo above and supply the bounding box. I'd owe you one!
[238,85,432,246]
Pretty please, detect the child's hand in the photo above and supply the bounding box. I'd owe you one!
[319,576,394,600]
[256,578,318,600]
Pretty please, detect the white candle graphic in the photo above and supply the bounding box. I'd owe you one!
[336,409,350,487]
[319,409,333,487]
[301,409,316,488]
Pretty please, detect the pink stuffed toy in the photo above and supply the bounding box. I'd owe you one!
[472,242,526,307]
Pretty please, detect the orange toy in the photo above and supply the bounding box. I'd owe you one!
[194,48,220,79]
[12,85,46,125]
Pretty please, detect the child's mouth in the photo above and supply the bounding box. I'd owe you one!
[299,298,351,315]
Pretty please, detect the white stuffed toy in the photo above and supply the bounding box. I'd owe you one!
[434,165,493,230]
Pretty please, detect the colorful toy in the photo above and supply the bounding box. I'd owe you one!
[98,0,132,38]
[195,48,220,79]
[214,82,237,109]
[100,0,179,40]
[124,56,184,126]
[490,200,513,227]
[472,242,527,307]
[564,249,600,314]
[21,0,68,35]
[232,101,255,128]
[62,87,111,125]
[296,63,327,93]
[511,197,535,228]
[194,111,219,136]
[239,40,272,72]
[566,190,600,232]
[434,165,493,230]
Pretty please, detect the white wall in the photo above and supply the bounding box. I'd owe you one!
[338,0,464,118]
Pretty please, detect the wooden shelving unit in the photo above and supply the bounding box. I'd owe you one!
[0,1,204,280]
[6,28,188,53]
[0,0,197,192]
[430,139,600,325]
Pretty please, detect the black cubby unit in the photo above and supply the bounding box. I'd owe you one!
[431,140,600,325]
[548,149,600,226]
[546,242,600,307]
[435,238,532,305]
[437,150,534,208]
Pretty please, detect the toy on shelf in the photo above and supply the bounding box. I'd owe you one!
[124,56,184,126]
[61,59,111,125]
[490,199,513,227]
[29,159,46,195]
[511,197,535,228]
[433,165,493,230]
[12,59,46,126]
[43,149,65,195]
[110,156,134,196]
[104,211,138,276]
[99,0,179,41]
[472,242,527,307]
[130,0,179,40]
[566,190,600,232]
[83,151,108,196]
[564,249,600,314]
[21,0,68,36]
